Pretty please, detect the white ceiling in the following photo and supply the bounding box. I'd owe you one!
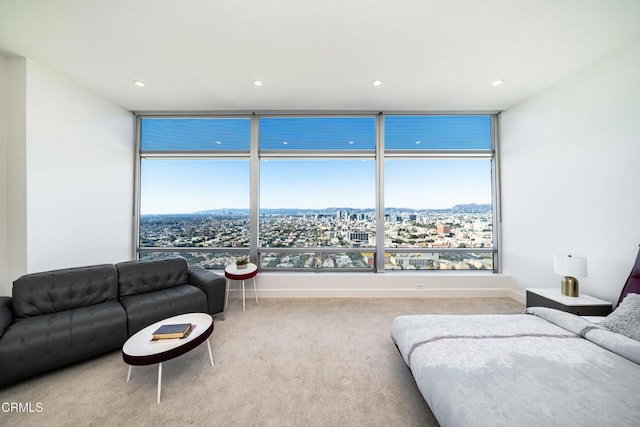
[1,0,639,112]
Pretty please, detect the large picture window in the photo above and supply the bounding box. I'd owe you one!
[259,159,376,270]
[384,159,493,270]
[383,115,495,270]
[258,116,376,271]
[137,117,251,268]
[135,113,498,273]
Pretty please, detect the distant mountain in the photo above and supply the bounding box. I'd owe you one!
[194,209,250,216]
[384,204,491,214]
[449,203,492,213]
[161,204,492,216]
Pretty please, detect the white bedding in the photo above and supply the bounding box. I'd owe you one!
[391,307,640,427]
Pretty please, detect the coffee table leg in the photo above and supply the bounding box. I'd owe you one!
[206,338,214,367]
[127,365,132,382]
[157,362,162,404]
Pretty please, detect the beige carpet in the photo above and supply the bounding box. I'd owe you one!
[0,297,523,426]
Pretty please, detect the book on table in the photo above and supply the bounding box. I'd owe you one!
[152,323,192,340]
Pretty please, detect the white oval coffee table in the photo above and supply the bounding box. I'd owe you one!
[122,312,214,403]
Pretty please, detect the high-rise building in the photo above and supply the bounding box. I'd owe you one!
[437,224,450,234]
[347,231,369,248]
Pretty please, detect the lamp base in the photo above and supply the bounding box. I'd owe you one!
[561,276,579,297]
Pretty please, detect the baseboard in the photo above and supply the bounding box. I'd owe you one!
[508,288,526,304]
[246,288,515,298]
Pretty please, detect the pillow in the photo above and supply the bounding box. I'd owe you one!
[599,293,640,342]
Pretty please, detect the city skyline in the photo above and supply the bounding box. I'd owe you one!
[140,203,492,216]
[139,207,494,270]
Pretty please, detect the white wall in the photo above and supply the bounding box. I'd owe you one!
[23,60,134,274]
[0,56,7,295]
[2,58,28,297]
[501,43,640,304]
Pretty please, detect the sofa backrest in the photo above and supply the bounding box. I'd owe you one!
[12,264,118,318]
[116,257,189,297]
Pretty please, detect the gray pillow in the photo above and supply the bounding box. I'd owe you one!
[600,293,640,341]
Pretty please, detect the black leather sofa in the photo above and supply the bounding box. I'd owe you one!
[0,257,225,387]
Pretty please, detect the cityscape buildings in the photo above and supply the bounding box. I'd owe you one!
[139,205,493,270]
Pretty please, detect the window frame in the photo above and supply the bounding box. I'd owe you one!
[134,112,500,273]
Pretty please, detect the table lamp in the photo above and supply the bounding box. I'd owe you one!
[553,253,587,297]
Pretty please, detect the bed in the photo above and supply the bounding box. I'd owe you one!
[391,247,640,426]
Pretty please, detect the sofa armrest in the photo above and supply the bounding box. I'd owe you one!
[0,297,14,338]
[188,266,226,315]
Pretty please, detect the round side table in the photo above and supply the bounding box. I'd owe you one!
[224,262,258,312]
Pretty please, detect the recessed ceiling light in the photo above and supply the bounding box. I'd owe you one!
[491,79,504,86]
[133,80,145,87]
[253,80,263,87]
[372,80,383,86]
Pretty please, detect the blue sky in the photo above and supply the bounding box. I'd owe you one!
[140,116,492,214]
[260,159,375,209]
[140,158,491,214]
[140,160,250,214]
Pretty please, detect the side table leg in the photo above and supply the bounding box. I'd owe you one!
[206,338,214,367]
[225,278,230,309]
[157,362,163,404]
[242,280,246,311]
[127,365,132,382]
[253,276,258,303]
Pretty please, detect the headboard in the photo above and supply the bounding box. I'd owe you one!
[618,244,640,307]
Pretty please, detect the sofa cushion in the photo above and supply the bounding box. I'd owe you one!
[119,284,207,336]
[117,257,189,297]
[0,301,127,387]
[12,264,118,319]
[0,297,12,337]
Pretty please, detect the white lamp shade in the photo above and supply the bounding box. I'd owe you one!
[553,254,587,277]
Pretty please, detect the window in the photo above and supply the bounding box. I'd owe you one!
[140,117,250,151]
[258,117,376,271]
[384,115,491,151]
[383,115,495,270]
[259,117,375,151]
[137,117,251,267]
[136,113,497,272]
